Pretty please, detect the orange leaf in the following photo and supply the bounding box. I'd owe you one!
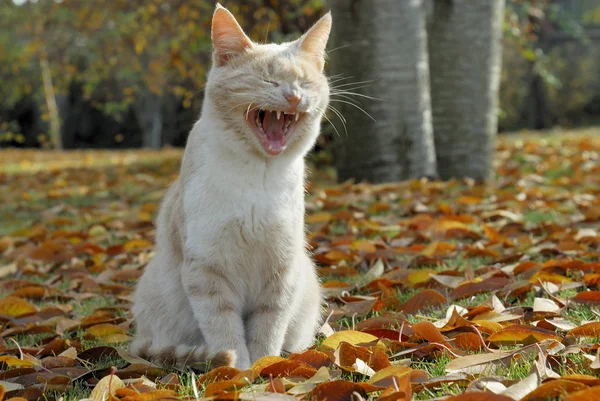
[521,379,586,401]
[250,356,286,376]
[412,321,454,349]
[568,322,600,338]
[334,342,372,371]
[289,350,332,369]
[487,324,560,345]
[204,379,248,396]
[311,380,367,401]
[288,365,318,378]
[450,276,510,300]
[564,385,600,401]
[198,366,241,384]
[260,360,307,378]
[401,289,446,315]
[571,291,600,306]
[11,286,46,299]
[453,332,484,351]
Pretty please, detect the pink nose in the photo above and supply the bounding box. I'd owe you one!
[285,94,301,110]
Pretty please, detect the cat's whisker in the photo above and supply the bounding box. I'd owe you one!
[331,90,381,101]
[330,94,362,105]
[322,112,342,138]
[327,105,348,137]
[245,103,254,120]
[328,105,346,124]
[315,106,345,138]
[325,43,352,54]
[327,75,354,85]
[329,99,376,122]
[329,79,375,89]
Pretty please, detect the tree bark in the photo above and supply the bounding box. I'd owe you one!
[40,55,62,149]
[428,0,505,181]
[135,92,163,149]
[329,0,437,183]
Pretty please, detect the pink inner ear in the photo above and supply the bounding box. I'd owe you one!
[212,8,252,66]
[299,14,331,69]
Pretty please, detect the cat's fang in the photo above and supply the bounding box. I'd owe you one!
[294,113,299,122]
[276,111,281,120]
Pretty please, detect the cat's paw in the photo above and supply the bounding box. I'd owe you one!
[210,350,237,368]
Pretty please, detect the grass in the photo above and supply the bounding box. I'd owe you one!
[1,130,599,400]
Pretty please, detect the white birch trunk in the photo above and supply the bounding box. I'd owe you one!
[329,0,437,183]
[427,0,505,181]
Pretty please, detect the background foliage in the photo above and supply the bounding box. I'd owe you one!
[0,0,599,148]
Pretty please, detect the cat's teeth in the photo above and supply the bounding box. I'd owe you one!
[294,113,299,122]
[276,111,281,120]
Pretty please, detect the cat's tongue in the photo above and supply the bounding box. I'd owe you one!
[262,111,286,154]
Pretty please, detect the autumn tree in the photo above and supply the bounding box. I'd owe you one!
[0,0,324,149]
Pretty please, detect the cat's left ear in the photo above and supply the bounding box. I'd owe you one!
[296,12,332,71]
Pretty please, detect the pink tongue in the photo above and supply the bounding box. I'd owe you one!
[262,111,285,141]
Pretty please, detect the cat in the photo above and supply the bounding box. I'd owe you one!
[129,4,332,370]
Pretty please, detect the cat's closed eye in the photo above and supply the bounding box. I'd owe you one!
[262,78,279,86]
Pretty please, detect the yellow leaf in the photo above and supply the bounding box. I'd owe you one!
[123,239,153,251]
[250,356,286,375]
[0,355,36,368]
[0,296,38,317]
[368,365,413,384]
[407,269,435,285]
[306,212,332,224]
[89,374,125,401]
[134,37,147,55]
[350,240,377,253]
[85,323,126,339]
[319,330,379,351]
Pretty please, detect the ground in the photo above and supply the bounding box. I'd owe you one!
[0,129,599,401]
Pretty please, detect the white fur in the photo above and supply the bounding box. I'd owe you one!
[130,6,331,370]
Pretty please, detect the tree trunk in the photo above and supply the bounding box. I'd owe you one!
[40,55,62,149]
[428,0,505,181]
[135,92,163,149]
[329,0,437,183]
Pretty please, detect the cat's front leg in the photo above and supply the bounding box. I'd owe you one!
[181,258,251,369]
[246,277,293,363]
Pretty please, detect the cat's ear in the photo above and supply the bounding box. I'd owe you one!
[211,4,253,66]
[296,12,332,71]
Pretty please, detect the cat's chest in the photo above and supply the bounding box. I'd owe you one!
[183,173,304,265]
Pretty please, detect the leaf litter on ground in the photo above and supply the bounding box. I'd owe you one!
[0,132,599,400]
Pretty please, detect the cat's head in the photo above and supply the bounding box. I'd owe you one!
[205,4,331,158]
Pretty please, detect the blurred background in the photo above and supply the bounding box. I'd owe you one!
[0,0,598,182]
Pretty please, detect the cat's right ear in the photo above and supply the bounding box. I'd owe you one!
[211,4,253,67]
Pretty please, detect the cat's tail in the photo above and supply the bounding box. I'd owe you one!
[129,341,236,370]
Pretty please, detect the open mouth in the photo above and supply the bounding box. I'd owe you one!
[247,109,303,155]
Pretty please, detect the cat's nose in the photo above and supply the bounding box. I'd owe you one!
[284,93,301,111]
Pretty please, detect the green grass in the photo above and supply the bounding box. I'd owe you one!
[2,133,600,400]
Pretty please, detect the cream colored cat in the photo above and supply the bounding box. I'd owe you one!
[130,4,331,370]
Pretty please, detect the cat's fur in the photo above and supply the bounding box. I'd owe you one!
[130,4,332,370]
